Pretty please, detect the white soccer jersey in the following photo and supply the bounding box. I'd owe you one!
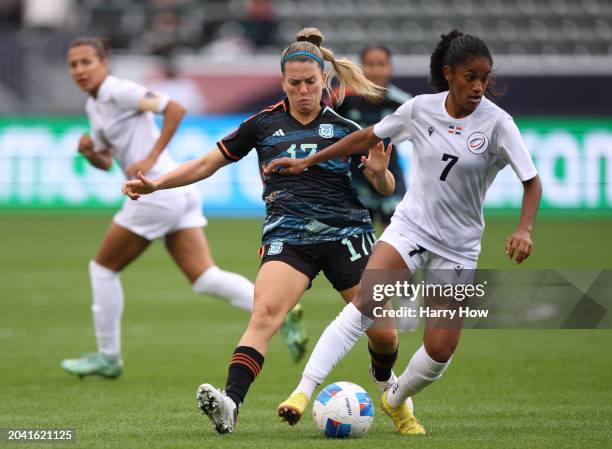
[373,91,537,265]
[85,75,177,179]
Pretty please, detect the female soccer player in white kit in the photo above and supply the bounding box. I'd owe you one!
[267,30,542,434]
[61,36,305,378]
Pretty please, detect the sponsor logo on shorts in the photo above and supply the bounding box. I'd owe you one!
[467,132,489,155]
[268,241,284,255]
[319,124,334,138]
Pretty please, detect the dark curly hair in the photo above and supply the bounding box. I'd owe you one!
[430,29,503,99]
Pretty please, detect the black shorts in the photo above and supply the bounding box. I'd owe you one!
[260,232,377,291]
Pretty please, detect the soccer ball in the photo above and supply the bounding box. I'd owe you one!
[312,381,374,438]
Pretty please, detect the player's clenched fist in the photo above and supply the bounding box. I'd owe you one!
[505,229,533,265]
[77,133,94,156]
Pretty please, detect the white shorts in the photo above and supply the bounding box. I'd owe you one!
[378,221,476,279]
[113,187,207,241]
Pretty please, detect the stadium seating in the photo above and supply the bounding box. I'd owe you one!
[65,0,612,56]
[273,0,612,55]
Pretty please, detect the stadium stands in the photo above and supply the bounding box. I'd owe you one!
[273,0,612,56]
[0,0,610,114]
[64,0,612,56]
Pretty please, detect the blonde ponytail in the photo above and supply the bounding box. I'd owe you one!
[281,28,384,105]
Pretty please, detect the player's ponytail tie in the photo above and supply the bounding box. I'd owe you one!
[297,33,323,48]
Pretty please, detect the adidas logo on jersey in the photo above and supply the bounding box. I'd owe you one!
[272,129,285,137]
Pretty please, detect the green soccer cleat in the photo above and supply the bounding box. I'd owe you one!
[61,352,123,379]
[279,304,308,363]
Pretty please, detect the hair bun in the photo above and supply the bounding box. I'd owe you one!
[442,29,463,44]
[99,37,112,53]
[296,28,324,48]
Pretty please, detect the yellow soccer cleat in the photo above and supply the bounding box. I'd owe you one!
[381,390,426,435]
[277,392,309,426]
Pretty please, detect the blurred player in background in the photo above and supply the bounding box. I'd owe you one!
[149,58,207,115]
[334,46,419,333]
[267,29,542,435]
[123,28,402,435]
[334,45,411,229]
[61,36,306,379]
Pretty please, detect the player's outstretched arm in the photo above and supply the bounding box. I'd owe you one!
[506,175,542,264]
[122,148,230,200]
[264,126,381,175]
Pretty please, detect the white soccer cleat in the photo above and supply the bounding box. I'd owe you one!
[369,364,398,391]
[196,383,237,434]
[369,365,414,412]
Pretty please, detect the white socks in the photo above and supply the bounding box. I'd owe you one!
[387,344,451,407]
[295,303,373,399]
[89,260,123,357]
[87,263,252,359]
[192,265,254,312]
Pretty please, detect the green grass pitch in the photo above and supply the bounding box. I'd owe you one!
[1,213,611,448]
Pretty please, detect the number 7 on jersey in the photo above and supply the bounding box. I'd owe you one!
[440,153,459,181]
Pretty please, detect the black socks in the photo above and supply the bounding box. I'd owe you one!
[369,345,398,382]
[225,346,265,408]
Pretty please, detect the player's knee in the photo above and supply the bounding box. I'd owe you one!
[89,259,119,280]
[368,327,398,352]
[424,340,456,363]
[248,302,281,333]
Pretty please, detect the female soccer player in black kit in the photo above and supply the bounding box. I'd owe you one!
[123,28,404,434]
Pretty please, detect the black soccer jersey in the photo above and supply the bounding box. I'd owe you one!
[217,98,373,245]
[334,84,412,213]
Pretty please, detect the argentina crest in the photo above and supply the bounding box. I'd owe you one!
[318,123,334,138]
[268,241,283,256]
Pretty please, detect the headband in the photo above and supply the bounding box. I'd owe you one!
[281,51,324,69]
